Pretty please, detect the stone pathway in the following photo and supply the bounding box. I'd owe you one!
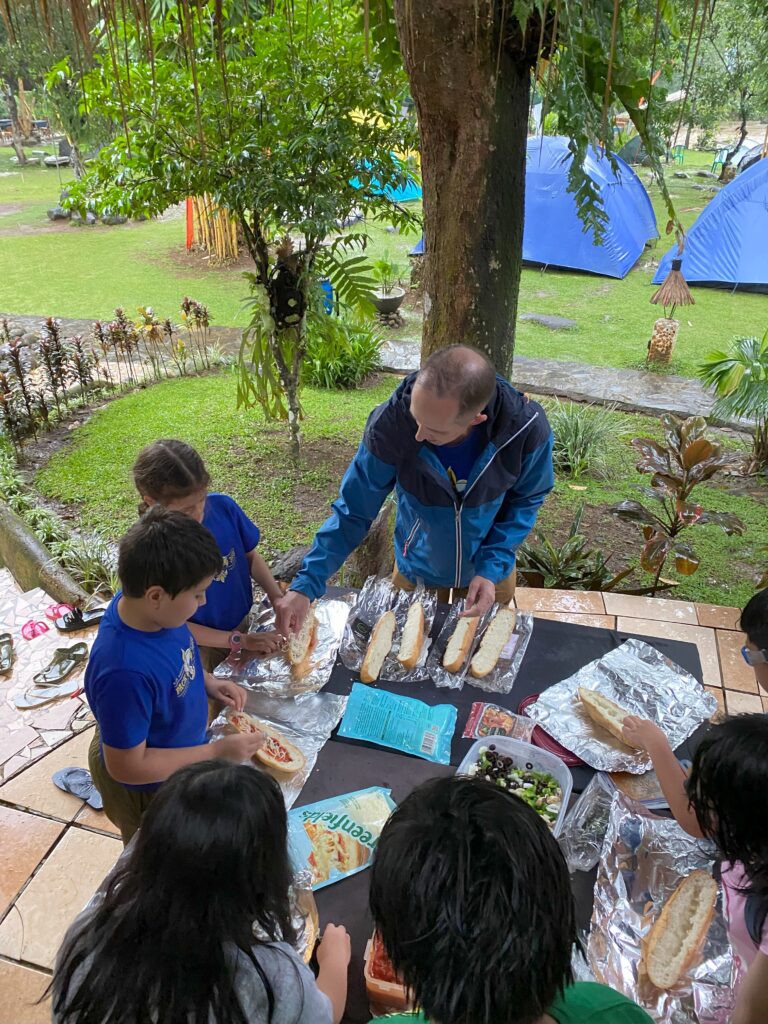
[1,313,751,431]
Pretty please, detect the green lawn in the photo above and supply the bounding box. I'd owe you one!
[36,371,767,607]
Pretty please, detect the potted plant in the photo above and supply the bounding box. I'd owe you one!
[371,254,406,315]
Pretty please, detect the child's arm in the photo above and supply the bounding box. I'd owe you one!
[103,730,265,786]
[248,548,284,606]
[188,619,282,658]
[621,717,705,838]
[733,952,768,1024]
[314,924,351,1024]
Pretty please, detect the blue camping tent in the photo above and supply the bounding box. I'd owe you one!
[410,136,657,278]
[351,156,422,203]
[653,157,768,292]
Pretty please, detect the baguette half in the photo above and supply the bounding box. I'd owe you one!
[289,604,317,665]
[397,601,425,670]
[643,870,718,990]
[578,687,637,747]
[443,616,480,673]
[470,608,517,679]
[361,611,396,683]
[228,711,306,775]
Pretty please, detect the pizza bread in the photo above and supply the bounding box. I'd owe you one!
[470,607,517,679]
[643,870,718,990]
[397,601,425,670]
[578,687,638,747]
[361,610,396,683]
[289,604,317,665]
[229,711,306,775]
[443,615,480,673]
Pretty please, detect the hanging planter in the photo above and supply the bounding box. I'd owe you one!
[648,256,694,365]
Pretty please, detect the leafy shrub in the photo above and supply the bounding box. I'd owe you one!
[547,400,615,477]
[52,531,120,598]
[303,315,382,390]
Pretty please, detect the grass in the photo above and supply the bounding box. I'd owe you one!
[35,372,767,607]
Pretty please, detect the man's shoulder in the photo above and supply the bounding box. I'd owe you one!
[493,378,551,447]
[362,376,416,462]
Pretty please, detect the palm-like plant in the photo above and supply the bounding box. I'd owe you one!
[698,332,768,473]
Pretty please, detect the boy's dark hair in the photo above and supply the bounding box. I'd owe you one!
[51,761,299,1024]
[741,589,768,651]
[132,439,210,515]
[416,344,497,418]
[687,714,768,898]
[369,775,576,1024]
[118,506,222,598]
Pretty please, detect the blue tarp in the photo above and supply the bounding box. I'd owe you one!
[653,157,768,292]
[410,135,657,279]
[351,156,422,203]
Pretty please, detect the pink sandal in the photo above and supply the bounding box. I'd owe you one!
[45,603,74,621]
[21,620,49,640]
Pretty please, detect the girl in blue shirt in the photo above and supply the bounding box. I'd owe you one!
[133,439,284,672]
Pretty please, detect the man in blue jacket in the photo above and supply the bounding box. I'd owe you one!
[277,345,554,634]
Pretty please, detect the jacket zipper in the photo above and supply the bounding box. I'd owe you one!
[452,412,540,589]
[403,517,421,557]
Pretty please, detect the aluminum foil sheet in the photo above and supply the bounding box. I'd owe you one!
[338,576,437,682]
[210,689,347,807]
[526,639,716,773]
[588,792,736,1023]
[213,594,354,695]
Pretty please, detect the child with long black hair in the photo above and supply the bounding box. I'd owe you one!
[51,760,351,1024]
[132,439,284,672]
[623,713,768,1024]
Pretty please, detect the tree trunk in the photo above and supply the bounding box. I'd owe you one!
[69,141,87,180]
[4,83,28,166]
[721,90,750,179]
[393,0,540,375]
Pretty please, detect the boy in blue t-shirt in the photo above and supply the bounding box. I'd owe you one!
[86,507,266,843]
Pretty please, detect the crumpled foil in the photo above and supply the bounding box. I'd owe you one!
[588,792,736,1024]
[526,639,717,773]
[214,594,354,695]
[338,575,437,682]
[210,689,347,807]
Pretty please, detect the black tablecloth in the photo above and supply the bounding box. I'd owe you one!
[300,602,707,1023]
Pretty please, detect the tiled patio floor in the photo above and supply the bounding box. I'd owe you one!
[0,582,764,1021]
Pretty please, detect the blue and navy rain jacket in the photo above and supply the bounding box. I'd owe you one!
[292,373,554,599]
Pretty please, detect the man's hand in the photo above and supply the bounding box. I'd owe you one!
[622,715,668,753]
[214,730,266,763]
[461,575,495,618]
[242,630,282,657]
[204,676,247,711]
[274,590,311,637]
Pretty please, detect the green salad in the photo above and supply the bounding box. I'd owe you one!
[469,745,563,827]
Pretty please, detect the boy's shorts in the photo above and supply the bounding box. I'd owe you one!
[88,728,156,845]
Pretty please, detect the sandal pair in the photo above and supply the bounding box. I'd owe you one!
[13,642,89,710]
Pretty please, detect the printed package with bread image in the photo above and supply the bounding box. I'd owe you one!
[287,787,396,890]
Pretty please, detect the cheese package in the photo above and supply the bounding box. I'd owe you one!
[288,787,396,891]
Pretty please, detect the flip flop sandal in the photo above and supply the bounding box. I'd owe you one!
[46,602,74,622]
[32,642,89,687]
[21,620,49,640]
[0,633,13,675]
[13,678,83,710]
[52,767,103,810]
[55,606,106,633]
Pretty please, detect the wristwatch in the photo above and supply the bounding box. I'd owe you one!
[228,631,243,653]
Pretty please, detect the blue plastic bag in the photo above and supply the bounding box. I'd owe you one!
[338,682,457,764]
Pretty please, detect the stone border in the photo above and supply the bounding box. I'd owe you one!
[0,500,88,604]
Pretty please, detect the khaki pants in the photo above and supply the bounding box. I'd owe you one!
[89,728,156,845]
[392,566,517,606]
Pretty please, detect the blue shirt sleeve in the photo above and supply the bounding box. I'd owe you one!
[92,670,156,750]
[227,497,261,553]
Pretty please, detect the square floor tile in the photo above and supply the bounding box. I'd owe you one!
[603,594,698,624]
[0,726,38,767]
[724,690,764,715]
[0,825,120,969]
[616,617,721,688]
[514,589,605,614]
[0,806,65,916]
[0,961,51,1024]
[0,727,94,821]
[74,804,121,837]
[696,604,741,631]
[716,631,758,694]
[534,611,616,630]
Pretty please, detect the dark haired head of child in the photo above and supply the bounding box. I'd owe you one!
[133,439,210,522]
[741,589,768,695]
[686,714,768,895]
[369,774,577,1024]
[118,506,223,630]
[51,761,296,1024]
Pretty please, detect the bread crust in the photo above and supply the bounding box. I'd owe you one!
[443,616,480,673]
[470,608,517,679]
[397,602,425,670]
[229,711,306,775]
[578,687,637,747]
[643,870,718,990]
[361,610,396,683]
[289,605,317,665]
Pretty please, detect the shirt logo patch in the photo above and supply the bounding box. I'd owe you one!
[173,643,197,697]
[213,547,236,583]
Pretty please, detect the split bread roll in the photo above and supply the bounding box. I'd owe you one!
[643,870,718,990]
[443,615,480,673]
[361,610,396,683]
[228,711,306,775]
[470,608,517,679]
[578,687,639,747]
[397,601,425,670]
[289,604,317,665]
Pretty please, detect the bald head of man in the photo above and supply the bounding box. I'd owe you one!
[410,344,497,446]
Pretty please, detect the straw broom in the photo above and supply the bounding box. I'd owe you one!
[648,254,694,364]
